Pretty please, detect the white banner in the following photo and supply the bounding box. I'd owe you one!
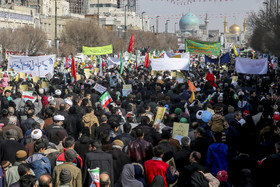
[151,53,190,71]
[8,55,56,78]
[93,83,107,94]
[235,57,268,74]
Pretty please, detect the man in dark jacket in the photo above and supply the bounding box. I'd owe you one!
[83,140,113,187]
[20,109,36,134]
[0,129,26,164]
[65,107,82,140]
[131,116,160,146]
[114,123,135,149]
[94,115,110,140]
[45,115,67,142]
[127,127,153,164]
[107,140,130,185]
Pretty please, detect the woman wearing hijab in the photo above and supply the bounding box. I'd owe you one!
[149,175,165,187]
[120,164,144,187]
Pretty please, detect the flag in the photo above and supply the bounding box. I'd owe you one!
[144,53,150,68]
[71,55,77,83]
[188,80,196,92]
[128,34,135,53]
[120,52,124,74]
[100,91,113,108]
[190,91,195,103]
[233,45,239,57]
[66,55,69,68]
[135,55,138,70]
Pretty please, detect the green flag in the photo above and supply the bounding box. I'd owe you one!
[120,52,124,74]
[185,39,221,56]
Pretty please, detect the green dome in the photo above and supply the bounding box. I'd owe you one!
[179,12,200,32]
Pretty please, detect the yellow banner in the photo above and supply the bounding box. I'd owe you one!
[232,76,238,83]
[82,44,113,55]
[154,107,166,125]
[19,85,28,91]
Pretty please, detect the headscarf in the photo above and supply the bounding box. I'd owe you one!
[149,175,165,187]
[120,164,143,187]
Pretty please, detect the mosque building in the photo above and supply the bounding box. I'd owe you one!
[178,12,249,50]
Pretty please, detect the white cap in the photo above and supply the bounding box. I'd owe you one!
[48,96,54,102]
[64,98,73,107]
[31,129,42,140]
[53,115,65,121]
[196,110,203,120]
[39,88,44,95]
[55,89,61,96]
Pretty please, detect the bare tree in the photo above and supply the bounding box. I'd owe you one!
[0,29,13,60]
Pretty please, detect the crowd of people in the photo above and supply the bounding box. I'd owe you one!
[0,54,280,187]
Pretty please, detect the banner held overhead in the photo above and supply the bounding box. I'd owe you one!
[185,39,221,56]
[82,44,113,55]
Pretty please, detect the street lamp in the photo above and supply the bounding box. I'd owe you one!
[141,11,146,31]
[156,16,160,34]
[55,0,58,52]
[174,22,177,35]
[165,20,170,33]
[124,4,129,31]
[263,1,268,16]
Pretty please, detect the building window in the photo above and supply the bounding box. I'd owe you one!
[48,24,51,33]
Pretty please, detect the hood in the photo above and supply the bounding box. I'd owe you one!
[26,153,45,164]
[83,113,93,123]
[212,114,224,121]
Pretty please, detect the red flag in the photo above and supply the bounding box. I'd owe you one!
[144,53,149,69]
[71,55,77,83]
[66,55,69,68]
[128,34,135,53]
[136,61,138,70]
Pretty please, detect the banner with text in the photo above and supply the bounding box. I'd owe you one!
[82,44,113,55]
[185,39,221,56]
[235,57,268,74]
[151,54,190,71]
[8,55,55,78]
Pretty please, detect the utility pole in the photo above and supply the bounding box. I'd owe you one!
[124,4,128,39]
[174,22,177,35]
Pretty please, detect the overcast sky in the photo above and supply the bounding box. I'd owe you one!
[138,0,265,33]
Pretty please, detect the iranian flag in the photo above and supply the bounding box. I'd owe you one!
[100,91,113,108]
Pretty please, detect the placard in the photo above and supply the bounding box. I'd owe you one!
[123,84,132,89]
[19,85,28,91]
[33,76,40,83]
[41,81,49,88]
[172,122,189,142]
[154,107,166,125]
[232,76,238,83]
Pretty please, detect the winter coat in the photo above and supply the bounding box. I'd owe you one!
[82,113,99,135]
[26,153,52,179]
[127,138,153,165]
[82,149,113,187]
[107,148,131,184]
[206,143,228,176]
[74,135,90,159]
[208,114,227,132]
[53,162,82,187]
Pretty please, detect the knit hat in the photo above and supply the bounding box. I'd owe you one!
[6,129,18,139]
[180,117,188,123]
[65,149,77,162]
[273,112,280,121]
[1,161,11,171]
[217,170,228,182]
[49,100,56,106]
[112,140,124,149]
[214,106,223,114]
[175,108,182,115]
[48,96,55,102]
[0,123,4,127]
[59,168,72,184]
[243,110,250,117]
[16,150,27,162]
[31,129,42,140]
